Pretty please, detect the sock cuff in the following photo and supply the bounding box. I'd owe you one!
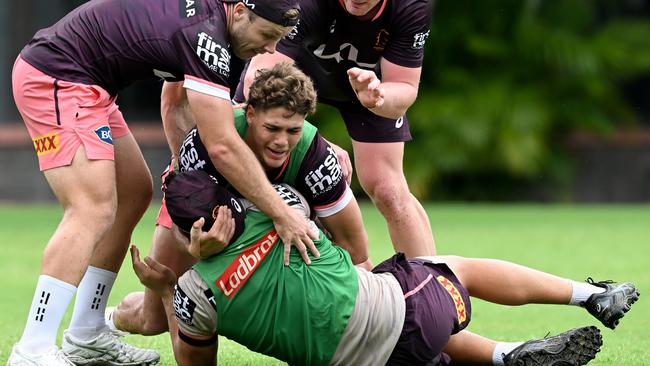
[86,266,118,280]
[39,275,77,293]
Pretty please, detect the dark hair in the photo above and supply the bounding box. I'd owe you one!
[247,62,317,117]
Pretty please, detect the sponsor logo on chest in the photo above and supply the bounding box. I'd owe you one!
[215,229,279,299]
[32,132,60,156]
[196,32,231,77]
[304,146,342,196]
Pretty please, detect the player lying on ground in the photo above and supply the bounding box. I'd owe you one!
[110,62,372,337]
[132,170,639,366]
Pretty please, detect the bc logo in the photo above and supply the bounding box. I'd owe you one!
[95,126,113,145]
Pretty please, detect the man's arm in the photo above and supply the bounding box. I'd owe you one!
[186,89,319,265]
[242,52,295,100]
[319,195,372,270]
[161,81,196,159]
[347,59,422,119]
[130,246,217,365]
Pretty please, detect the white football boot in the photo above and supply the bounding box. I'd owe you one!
[61,329,159,365]
[7,345,75,366]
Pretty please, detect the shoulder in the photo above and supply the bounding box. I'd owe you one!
[391,0,432,20]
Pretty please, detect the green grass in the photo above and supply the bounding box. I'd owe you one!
[0,203,648,365]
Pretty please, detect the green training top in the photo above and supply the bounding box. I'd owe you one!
[193,211,358,365]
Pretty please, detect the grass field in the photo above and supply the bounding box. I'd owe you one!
[0,203,648,365]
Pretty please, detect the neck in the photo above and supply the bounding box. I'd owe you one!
[225,3,236,33]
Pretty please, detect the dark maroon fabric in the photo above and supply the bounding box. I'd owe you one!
[20,0,234,96]
[165,170,246,244]
[335,100,412,142]
[178,126,347,212]
[275,0,433,105]
[373,253,471,366]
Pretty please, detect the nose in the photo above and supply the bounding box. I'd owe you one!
[272,133,288,147]
[263,40,279,54]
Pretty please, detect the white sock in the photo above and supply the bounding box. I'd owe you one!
[105,306,121,333]
[492,341,524,366]
[569,280,606,306]
[18,275,76,355]
[67,266,117,340]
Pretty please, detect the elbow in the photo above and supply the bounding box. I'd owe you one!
[351,252,369,266]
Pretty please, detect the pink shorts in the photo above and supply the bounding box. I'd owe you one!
[157,199,173,229]
[12,56,130,171]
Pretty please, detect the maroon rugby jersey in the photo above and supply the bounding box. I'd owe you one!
[179,125,350,217]
[21,0,235,100]
[276,0,432,105]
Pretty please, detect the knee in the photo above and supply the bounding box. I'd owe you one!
[122,171,154,213]
[362,178,412,214]
[66,197,117,234]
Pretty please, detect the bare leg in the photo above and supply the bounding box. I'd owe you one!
[444,330,496,365]
[66,133,152,337]
[353,141,435,257]
[423,255,572,305]
[88,133,153,272]
[41,147,117,282]
[114,224,197,335]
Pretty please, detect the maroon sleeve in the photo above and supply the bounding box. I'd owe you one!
[173,17,233,99]
[382,0,433,68]
[293,134,347,211]
[275,0,321,59]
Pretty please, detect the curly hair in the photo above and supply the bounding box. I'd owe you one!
[247,62,317,117]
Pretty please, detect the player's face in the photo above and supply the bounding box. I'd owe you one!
[342,0,382,16]
[230,10,292,59]
[245,106,304,170]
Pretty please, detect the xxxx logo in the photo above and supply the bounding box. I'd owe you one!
[33,133,60,156]
[436,275,467,323]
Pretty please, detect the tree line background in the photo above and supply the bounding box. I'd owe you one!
[2,0,650,201]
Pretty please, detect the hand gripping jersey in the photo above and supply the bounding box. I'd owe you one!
[21,0,235,100]
[178,108,352,217]
[276,0,433,105]
[192,211,358,365]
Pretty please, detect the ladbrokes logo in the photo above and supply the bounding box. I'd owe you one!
[436,275,467,324]
[196,32,231,77]
[215,229,279,299]
[304,146,342,196]
[33,132,60,156]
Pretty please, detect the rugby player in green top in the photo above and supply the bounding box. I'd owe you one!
[132,170,639,366]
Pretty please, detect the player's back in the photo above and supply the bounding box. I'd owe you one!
[21,0,226,95]
[193,211,359,365]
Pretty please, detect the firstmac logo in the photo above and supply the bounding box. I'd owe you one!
[304,146,342,196]
[196,32,231,77]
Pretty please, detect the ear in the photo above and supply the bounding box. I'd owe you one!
[246,105,256,124]
[232,2,248,22]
